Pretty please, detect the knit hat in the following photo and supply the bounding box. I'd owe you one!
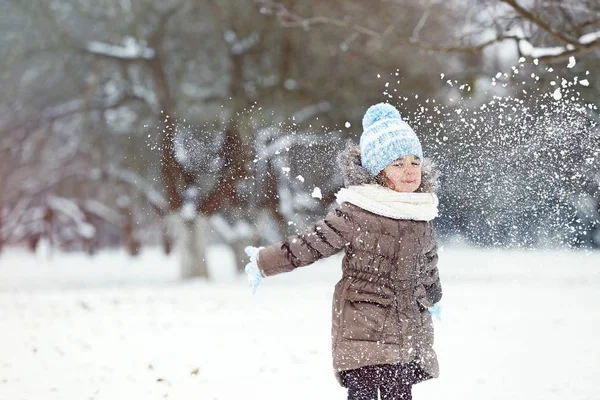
[359,103,423,176]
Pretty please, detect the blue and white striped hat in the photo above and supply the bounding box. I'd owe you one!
[359,103,423,176]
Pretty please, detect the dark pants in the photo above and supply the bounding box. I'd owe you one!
[343,362,429,400]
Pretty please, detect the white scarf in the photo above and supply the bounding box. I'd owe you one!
[335,184,438,221]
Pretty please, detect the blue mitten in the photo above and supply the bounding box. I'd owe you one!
[428,303,442,321]
[244,246,264,294]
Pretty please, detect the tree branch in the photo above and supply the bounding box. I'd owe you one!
[86,38,155,60]
[499,0,580,46]
[258,0,600,64]
[1,94,146,140]
[255,0,519,55]
[532,37,600,63]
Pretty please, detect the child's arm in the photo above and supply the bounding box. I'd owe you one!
[422,240,442,305]
[257,205,355,277]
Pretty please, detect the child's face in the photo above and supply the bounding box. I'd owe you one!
[381,155,422,193]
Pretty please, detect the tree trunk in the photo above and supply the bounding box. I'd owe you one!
[148,16,210,279]
[120,203,140,256]
[0,199,3,254]
[162,223,173,255]
[167,213,209,280]
[198,49,253,274]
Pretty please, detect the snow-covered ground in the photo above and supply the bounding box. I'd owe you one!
[1,244,599,400]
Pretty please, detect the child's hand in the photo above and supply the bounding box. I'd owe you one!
[244,246,264,294]
[428,303,441,321]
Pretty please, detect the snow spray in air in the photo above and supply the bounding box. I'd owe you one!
[381,57,599,248]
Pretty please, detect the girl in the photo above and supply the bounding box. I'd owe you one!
[245,103,442,400]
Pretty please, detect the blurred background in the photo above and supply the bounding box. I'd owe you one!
[1,2,600,400]
[1,0,599,277]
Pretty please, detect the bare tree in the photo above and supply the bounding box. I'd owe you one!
[3,0,596,264]
[254,0,600,64]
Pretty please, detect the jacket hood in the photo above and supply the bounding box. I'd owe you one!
[336,141,439,193]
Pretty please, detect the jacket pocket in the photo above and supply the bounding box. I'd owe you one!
[341,290,393,341]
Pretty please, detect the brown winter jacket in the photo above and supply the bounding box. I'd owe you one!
[257,143,442,386]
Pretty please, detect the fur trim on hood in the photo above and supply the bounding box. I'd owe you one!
[336,141,439,193]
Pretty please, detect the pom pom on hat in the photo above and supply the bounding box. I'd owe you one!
[359,103,423,176]
[362,103,401,130]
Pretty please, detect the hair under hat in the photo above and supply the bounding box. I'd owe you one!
[359,103,423,176]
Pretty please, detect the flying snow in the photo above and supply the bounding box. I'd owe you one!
[311,187,322,199]
[392,58,598,248]
[552,88,562,100]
